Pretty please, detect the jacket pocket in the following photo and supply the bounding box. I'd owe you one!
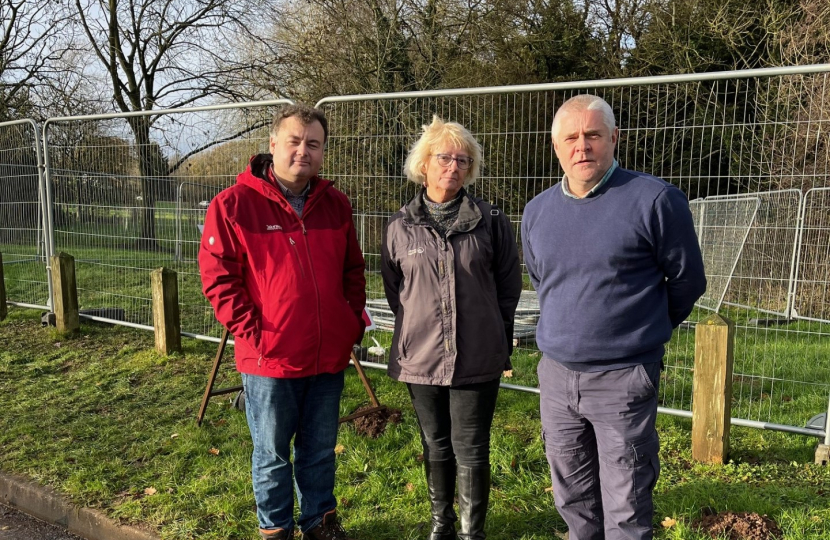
[397,318,410,362]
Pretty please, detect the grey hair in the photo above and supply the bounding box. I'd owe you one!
[551,94,616,139]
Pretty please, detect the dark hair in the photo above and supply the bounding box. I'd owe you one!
[270,104,329,142]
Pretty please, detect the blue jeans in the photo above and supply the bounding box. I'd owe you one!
[242,371,344,532]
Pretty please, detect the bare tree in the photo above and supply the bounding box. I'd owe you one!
[0,0,74,119]
[73,0,280,249]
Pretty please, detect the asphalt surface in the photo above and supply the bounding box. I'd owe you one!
[0,503,84,540]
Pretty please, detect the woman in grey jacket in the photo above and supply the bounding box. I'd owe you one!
[381,116,522,540]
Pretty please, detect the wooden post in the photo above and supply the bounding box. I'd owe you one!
[0,253,7,321]
[151,267,181,355]
[692,314,735,464]
[50,252,79,333]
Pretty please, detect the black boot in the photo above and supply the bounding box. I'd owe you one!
[425,460,458,540]
[457,465,490,540]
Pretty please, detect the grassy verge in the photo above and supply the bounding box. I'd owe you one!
[2,306,830,539]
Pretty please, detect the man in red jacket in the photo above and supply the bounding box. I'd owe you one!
[199,104,366,540]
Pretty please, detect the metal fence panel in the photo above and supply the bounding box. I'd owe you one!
[794,188,830,323]
[707,190,803,318]
[692,197,759,312]
[41,100,293,334]
[0,119,51,309]
[317,65,830,429]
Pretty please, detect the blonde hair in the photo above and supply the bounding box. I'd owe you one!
[404,115,482,186]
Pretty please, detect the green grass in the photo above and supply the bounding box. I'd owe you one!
[2,307,830,539]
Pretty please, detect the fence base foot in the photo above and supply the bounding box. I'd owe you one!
[41,311,56,327]
[815,444,830,465]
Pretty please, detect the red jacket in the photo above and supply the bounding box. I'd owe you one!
[199,154,366,378]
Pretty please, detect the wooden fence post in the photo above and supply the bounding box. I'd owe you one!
[692,313,735,464]
[50,252,80,333]
[0,253,7,321]
[151,267,181,355]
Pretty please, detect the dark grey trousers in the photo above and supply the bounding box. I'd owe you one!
[538,357,661,540]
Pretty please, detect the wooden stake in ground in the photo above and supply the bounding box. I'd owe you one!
[50,252,79,333]
[151,267,181,355]
[0,253,7,321]
[692,314,735,464]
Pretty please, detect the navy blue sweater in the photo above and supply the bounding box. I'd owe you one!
[521,167,706,370]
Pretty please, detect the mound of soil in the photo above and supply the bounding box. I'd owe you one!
[352,406,402,438]
[691,511,782,540]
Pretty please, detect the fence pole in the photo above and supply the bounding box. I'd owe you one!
[692,314,735,464]
[50,252,79,333]
[816,397,830,465]
[0,253,7,321]
[151,267,181,355]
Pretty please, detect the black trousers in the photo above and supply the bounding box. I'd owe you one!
[407,379,500,467]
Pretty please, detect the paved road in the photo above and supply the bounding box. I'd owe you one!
[0,503,84,540]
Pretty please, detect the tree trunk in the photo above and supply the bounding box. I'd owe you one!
[129,116,169,251]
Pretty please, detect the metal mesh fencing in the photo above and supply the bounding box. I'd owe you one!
[707,190,803,318]
[691,197,759,312]
[317,65,830,429]
[42,100,293,334]
[795,188,830,323]
[174,181,228,337]
[3,66,828,433]
[0,119,51,309]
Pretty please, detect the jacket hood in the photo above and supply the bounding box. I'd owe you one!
[236,153,333,208]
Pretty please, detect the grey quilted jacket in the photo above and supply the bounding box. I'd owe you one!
[380,188,522,386]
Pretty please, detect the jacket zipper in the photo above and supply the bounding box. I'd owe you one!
[255,180,327,372]
[289,237,306,278]
[299,219,324,374]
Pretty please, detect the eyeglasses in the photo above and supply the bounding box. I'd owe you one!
[434,154,473,170]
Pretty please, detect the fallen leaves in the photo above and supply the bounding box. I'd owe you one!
[208,447,220,455]
[144,487,157,496]
[662,516,677,528]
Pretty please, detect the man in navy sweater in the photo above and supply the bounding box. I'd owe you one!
[521,94,706,540]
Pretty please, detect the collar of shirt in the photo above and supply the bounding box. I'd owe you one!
[266,163,312,198]
[561,159,618,199]
[274,175,311,199]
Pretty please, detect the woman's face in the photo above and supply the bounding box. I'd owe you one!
[423,144,471,203]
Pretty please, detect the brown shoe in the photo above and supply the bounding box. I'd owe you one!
[303,510,354,540]
[259,527,292,539]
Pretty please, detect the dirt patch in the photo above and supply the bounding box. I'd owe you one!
[692,511,782,540]
[351,406,402,438]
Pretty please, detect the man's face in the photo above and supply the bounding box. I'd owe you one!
[269,116,325,185]
[552,109,618,190]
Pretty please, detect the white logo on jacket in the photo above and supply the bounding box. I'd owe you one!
[407,247,425,255]
[266,224,282,231]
